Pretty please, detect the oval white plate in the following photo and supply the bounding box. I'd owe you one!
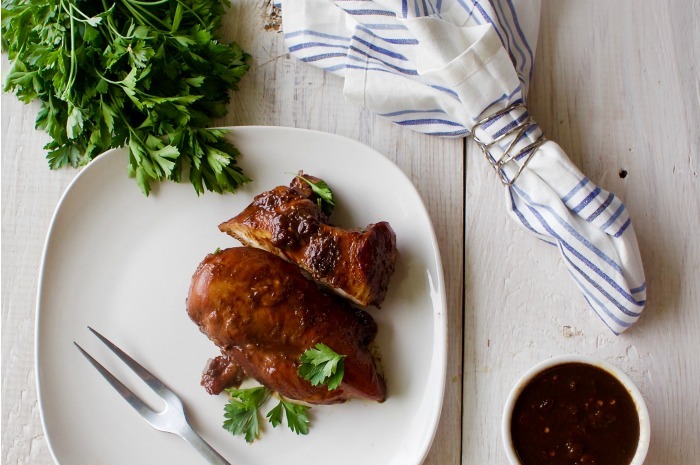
[36,126,446,465]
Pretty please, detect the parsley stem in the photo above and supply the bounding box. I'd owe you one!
[169,0,206,28]
[99,0,121,42]
[95,71,123,86]
[65,2,95,23]
[126,0,171,5]
[116,1,157,31]
[124,0,206,32]
[58,0,78,100]
[119,0,170,32]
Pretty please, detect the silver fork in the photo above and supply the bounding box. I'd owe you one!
[75,326,231,465]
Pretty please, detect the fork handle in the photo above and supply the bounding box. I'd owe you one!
[178,425,232,465]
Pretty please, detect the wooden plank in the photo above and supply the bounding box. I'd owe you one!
[1,93,72,465]
[530,1,700,462]
[463,0,700,463]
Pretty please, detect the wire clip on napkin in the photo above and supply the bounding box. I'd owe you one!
[472,102,545,186]
[280,0,647,333]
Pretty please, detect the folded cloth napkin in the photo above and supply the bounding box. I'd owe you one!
[280,0,646,334]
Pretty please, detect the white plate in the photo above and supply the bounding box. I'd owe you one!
[36,126,446,465]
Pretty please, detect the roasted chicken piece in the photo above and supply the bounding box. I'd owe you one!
[187,246,386,404]
[218,174,397,307]
[200,355,246,396]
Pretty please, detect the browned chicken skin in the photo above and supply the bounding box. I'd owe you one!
[187,247,386,404]
[218,174,397,307]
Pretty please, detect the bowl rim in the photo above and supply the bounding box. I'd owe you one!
[501,354,650,465]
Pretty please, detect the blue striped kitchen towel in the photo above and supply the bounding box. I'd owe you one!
[280,0,646,334]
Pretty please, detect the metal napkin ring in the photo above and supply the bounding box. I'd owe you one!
[472,102,546,186]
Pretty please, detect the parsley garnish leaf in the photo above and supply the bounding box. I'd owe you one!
[266,400,284,428]
[266,396,310,435]
[296,174,335,216]
[223,386,269,443]
[223,387,311,441]
[298,343,346,390]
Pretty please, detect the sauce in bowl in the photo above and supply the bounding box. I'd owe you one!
[510,362,640,465]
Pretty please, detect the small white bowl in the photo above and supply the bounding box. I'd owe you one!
[502,355,650,465]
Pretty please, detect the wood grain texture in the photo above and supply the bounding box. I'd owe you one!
[530,2,700,463]
[463,0,699,463]
[1,93,73,465]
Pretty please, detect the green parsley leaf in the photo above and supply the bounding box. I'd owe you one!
[223,386,269,443]
[298,343,346,390]
[266,396,310,435]
[1,0,252,196]
[266,400,284,428]
[296,174,335,216]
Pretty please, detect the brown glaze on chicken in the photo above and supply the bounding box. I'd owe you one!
[218,174,397,307]
[200,355,246,395]
[187,246,386,404]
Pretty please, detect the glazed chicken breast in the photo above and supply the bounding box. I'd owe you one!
[187,246,386,404]
[218,174,397,307]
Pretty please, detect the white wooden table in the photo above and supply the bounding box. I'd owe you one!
[2,1,698,463]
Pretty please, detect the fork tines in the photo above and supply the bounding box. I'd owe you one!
[75,327,231,465]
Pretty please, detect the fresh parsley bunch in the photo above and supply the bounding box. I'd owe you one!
[1,0,251,195]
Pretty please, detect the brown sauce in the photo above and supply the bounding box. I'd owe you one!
[511,363,639,465]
